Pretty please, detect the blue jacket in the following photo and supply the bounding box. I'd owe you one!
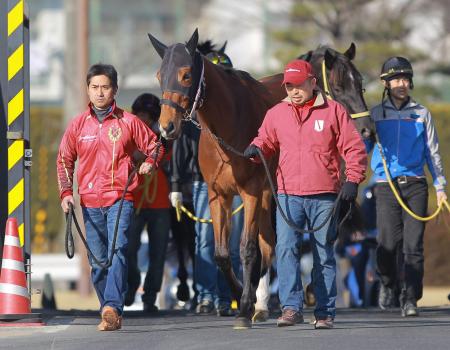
[366,98,446,191]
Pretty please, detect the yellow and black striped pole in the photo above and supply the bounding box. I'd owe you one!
[2,0,31,291]
[7,0,25,245]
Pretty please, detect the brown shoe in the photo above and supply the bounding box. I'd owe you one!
[97,306,121,331]
[314,316,334,329]
[277,309,304,327]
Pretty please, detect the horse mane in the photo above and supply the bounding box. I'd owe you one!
[197,40,217,55]
[222,67,274,104]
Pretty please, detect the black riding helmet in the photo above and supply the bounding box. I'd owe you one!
[380,56,414,89]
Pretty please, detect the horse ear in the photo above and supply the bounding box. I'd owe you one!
[186,28,199,56]
[344,42,356,60]
[218,41,228,54]
[148,33,167,59]
[324,49,336,70]
[298,50,313,62]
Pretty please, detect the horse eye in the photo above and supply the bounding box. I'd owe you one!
[183,72,192,80]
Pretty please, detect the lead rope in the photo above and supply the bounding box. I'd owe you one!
[375,135,450,221]
[184,120,350,234]
[65,141,163,269]
[65,167,138,269]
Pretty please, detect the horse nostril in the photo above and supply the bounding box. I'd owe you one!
[166,121,175,135]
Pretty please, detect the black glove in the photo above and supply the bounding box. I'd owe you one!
[340,181,358,201]
[243,144,260,159]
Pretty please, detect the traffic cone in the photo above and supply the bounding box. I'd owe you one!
[0,218,43,326]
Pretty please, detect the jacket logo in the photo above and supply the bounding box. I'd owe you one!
[108,126,122,142]
[314,120,324,132]
[79,135,97,142]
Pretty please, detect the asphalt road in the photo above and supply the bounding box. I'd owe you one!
[1,307,450,350]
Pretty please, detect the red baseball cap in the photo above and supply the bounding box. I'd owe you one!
[282,59,315,85]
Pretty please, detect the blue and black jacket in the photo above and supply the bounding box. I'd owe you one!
[366,97,447,192]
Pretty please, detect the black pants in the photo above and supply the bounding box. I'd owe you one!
[375,179,428,304]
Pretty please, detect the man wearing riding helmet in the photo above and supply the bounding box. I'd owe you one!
[366,57,447,317]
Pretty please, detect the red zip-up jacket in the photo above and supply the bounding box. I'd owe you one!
[252,93,367,195]
[57,103,164,208]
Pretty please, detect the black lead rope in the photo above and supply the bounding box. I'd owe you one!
[65,140,163,270]
[256,148,349,234]
[65,167,138,270]
[203,126,352,235]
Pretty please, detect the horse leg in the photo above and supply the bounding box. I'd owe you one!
[253,188,275,322]
[170,209,190,302]
[209,193,243,301]
[258,187,275,276]
[234,193,261,329]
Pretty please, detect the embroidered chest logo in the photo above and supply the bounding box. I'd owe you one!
[108,126,122,142]
[314,120,324,132]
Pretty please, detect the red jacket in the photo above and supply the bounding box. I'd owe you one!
[57,103,164,208]
[252,93,367,196]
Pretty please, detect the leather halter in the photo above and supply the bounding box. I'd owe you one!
[321,60,370,119]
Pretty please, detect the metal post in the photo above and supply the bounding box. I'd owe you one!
[6,0,27,288]
[0,0,8,269]
[23,1,31,293]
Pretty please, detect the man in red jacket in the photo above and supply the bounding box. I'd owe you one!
[57,64,164,331]
[244,59,367,329]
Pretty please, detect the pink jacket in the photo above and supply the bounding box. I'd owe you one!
[57,103,164,208]
[252,93,367,196]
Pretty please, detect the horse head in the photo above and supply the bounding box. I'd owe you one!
[303,44,375,141]
[148,29,203,140]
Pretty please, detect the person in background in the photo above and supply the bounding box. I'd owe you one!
[57,64,164,331]
[366,57,447,317]
[125,93,171,313]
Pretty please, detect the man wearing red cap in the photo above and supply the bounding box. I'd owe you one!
[244,59,367,329]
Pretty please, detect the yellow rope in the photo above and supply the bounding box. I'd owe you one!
[135,170,157,215]
[376,140,450,221]
[175,201,244,223]
[321,60,332,100]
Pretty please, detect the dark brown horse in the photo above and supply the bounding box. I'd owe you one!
[149,29,279,328]
[260,43,375,142]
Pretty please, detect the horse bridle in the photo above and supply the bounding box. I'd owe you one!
[159,52,206,129]
[321,60,370,119]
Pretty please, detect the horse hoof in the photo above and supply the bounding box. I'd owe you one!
[305,283,316,307]
[252,310,269,323]
[233,317,252,330]
[176,283,190,302]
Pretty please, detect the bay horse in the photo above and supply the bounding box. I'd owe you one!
[149,30,372,328]
[149,29,279,329]
[170,39,234,306]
